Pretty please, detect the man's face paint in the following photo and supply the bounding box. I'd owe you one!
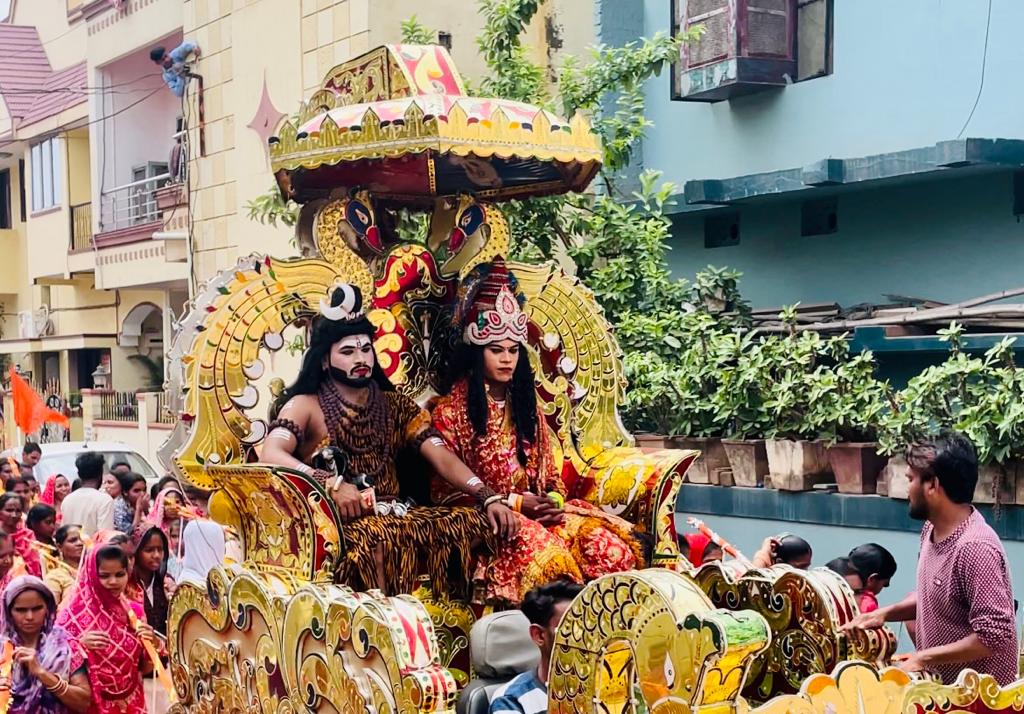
[327,335,375,387]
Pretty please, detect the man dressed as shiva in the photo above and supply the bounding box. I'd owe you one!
[431,260,641,604]
[261,282,518,595]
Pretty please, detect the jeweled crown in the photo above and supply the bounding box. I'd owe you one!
[460,261,529,345]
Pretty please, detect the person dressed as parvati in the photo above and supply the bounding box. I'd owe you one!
[262,282,518,595]
[431,260,642,605]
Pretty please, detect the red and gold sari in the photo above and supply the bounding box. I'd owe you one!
[432,380,640,604]
[55,544,146,714]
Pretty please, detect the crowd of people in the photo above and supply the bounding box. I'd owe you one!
[0,448,225,713]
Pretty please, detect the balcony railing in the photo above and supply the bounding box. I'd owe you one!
[97,390,139,422]
[70,202,93,252]
[98,173,172,235]
[154,391,175,424]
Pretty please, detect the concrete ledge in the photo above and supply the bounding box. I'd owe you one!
[676,137,1024,213]
[676,484,1024,541]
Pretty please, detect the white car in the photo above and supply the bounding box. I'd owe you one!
[0,441,162,490]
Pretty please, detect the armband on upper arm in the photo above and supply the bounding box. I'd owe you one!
[268,418,304,444]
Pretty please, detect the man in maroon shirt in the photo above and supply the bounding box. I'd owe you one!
[845,431,1018,685]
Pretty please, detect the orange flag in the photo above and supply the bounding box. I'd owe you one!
[9,367,68,435]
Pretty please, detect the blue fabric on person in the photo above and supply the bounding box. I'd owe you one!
[161,41,198,97]
[112,497,133,533]
[488,670,547,714]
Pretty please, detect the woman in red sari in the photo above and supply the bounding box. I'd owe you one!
[0,493,41,577]
[432,260,640,605]
[55,541,156,713]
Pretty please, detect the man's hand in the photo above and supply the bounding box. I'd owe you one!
[841,609,886,632]
[521,493,564,527]
[328,479,365,522]
[486,502,519,539]
[894,652,929,676]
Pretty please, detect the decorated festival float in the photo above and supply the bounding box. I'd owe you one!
[160,46,1024,713]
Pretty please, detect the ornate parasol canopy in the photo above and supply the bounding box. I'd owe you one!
[269,45,602,206]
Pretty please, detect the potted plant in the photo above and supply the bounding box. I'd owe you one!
[622,352,681,449]
[878,323,1024,505]
[665,312,731,485]
[805,347,890,494]
[761,309,840,491]
[715,332,772,488]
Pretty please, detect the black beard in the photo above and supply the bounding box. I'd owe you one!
[908,500,929,521]
[329,366,371,388]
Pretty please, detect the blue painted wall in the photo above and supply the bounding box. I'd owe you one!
[673,510,1024,651]
[664,172,1024,308]
[639,0,1024,185]
[602,0,1024,310]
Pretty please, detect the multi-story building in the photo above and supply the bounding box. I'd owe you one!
[626,1,1024,322]
[1,0,588,448]
[183,0,593,284]
[0,0,191,404]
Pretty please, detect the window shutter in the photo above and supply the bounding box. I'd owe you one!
[742,0,795,58]
[797,0,833,80]
[680,0,734,69]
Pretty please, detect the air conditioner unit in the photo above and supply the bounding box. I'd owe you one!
[17,305,53,339]
[673,0,797,102]
[17,311,39,339]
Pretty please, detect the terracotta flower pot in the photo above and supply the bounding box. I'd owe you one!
[882,456,910,499]
[722,439,768,488]
[765,439,831,491]
[827,443,887,495]
[975,462,1019,505]
[634,433,672,450]
[672,436,731,485]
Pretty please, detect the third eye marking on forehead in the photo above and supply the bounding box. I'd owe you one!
[335,335,372,351]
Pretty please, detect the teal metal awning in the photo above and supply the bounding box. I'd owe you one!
[672,137,1024,213]
[849,326,1024,354]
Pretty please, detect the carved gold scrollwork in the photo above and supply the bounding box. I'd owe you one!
[694,564,896,702]
[168,566,459,714]
[548,569,771,714]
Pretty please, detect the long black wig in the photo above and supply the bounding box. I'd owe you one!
[441,342,537,467]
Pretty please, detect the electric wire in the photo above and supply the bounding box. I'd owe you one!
[955,0,993,139]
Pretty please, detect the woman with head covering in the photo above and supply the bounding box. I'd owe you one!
[177,520,225,586]
[147,485,184,579]
[0,493,41,577]
[125,525,171,636]
[55,542,156,713]
[0,575,91,713]
[39,476,71,523]
[44,525,82,607]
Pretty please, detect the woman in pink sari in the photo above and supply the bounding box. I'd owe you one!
[147,485,184,578]
[0,493,41,577]
[55,541,156,713]
[39,475,71,523]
